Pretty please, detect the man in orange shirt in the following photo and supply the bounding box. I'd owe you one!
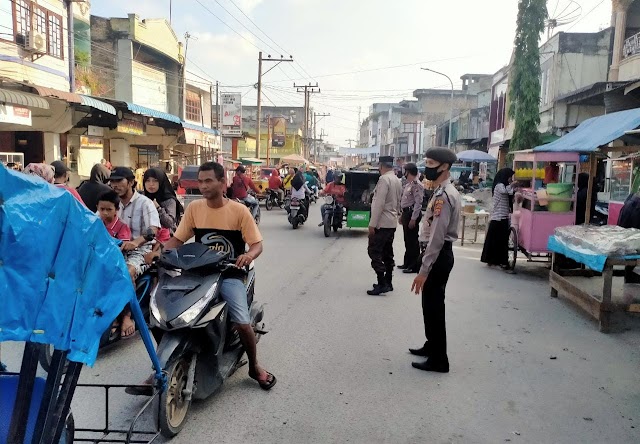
[319,173,347,226]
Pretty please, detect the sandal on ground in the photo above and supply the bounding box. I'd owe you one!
[249,370,277,391]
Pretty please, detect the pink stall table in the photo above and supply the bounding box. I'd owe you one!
[507,150,580,270]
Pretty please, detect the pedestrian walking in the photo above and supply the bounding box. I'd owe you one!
[367,156,403,296]
[398,163,424,274]
[410,148,460,373]
[480,168,516,269]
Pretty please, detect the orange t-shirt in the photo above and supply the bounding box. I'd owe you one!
[174,199,262,258]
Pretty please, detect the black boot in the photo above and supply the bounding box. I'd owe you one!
[385,272,394,292]
[367,274,391,295]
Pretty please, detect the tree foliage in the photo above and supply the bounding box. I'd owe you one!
[508,0,547,151]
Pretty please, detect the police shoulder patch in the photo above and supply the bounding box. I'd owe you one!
[433,198,444,217]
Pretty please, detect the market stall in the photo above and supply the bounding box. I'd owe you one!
[607,153,640,225]
[548,226,640,332]
[509,150,580,268]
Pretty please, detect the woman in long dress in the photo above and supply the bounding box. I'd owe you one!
[481,168,516,268]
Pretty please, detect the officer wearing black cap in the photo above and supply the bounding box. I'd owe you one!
[367,156,403,295]
[409,147,460,373]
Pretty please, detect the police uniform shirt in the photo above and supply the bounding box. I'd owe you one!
[401,179,425,221]
[419,181,460,276]
[369,170,403,229]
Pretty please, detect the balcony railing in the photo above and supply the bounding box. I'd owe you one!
[623,32,640,58]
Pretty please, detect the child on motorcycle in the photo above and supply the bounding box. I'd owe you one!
[97,190,132,241]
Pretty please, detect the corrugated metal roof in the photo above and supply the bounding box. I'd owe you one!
[533,108,640,153]
[125,102,181,124]
[0,88,50,109]
[79,95,116,115]
[182,121,220,135]
[31,85,81,103]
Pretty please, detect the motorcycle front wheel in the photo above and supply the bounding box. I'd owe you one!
[265,197,273,211]
[323,214,331,237]
[159,357,192,438]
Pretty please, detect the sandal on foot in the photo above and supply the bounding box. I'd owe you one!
[250,371,277,391]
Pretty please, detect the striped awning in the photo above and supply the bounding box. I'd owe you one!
[182,121,220,135]
[125,102,182,124]
[79,95,116,115]
[0,88,50,109]
[31,85,81,103]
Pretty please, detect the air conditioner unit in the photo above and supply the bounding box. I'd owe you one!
[26,30,47,54]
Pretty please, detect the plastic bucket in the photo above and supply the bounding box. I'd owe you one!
[546,183,573,212]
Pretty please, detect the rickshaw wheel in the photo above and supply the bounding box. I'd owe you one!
[323,215,331,237]
[507,226,518,271]
[160,357,192,437]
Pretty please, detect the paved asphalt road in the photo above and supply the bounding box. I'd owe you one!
[3,204,640,443]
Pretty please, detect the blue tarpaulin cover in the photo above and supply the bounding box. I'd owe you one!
[533,108,640,153]
[0,166,134,366]
[548,235,640,272]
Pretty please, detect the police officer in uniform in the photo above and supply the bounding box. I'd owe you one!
[398,163,424,274]
[367,156,403,296]
[410,148,460,373]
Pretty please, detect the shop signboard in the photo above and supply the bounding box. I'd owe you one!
[88,125,104,137]
[221,93,242,137]
[0,105,31,126]
[272,117,286,147]
[80,136,103,149]
[117,119,146,136]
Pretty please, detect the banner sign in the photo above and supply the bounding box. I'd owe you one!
[221,93,242,137]
[272,117,286,147]
[0,105,31,126]
[117,119,146,136]
[80,136,103,149]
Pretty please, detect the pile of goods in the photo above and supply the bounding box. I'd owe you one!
[554,225,640,256]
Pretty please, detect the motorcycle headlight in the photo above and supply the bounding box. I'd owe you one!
[171,283,218,328]
[149,284,162,325]
[325,196,334,205]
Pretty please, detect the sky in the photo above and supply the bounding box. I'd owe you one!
[91,0,613,147]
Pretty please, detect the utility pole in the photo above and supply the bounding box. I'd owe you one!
[181,32,192,121]
[256,52,294,159]
[314,112,330,161]
[294,83,320,159]
[346,139,357,148]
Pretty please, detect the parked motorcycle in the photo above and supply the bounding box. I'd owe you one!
[265,189,284,211]
[322,195,344,237]
[288,196,308,229]
[149,243,266,437]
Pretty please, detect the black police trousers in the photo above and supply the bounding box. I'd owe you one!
[422,241,454,364]
[401,207,422,271]
[368,227,396,275]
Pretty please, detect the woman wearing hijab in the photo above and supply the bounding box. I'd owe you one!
[481,167,517,269]
[78,163,112,212]
[143,167,183,243]
[23,163,55,183]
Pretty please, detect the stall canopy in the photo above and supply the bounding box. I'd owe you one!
[280,154,308,164]
[533,108,640,153]
[456,149,497,163]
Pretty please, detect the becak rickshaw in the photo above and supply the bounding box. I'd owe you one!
[322,170,380,237]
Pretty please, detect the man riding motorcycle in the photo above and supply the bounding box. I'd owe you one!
[230,165,260,212]
[268,168,285,203]
[139,162,276,393]
[319,174,347,226]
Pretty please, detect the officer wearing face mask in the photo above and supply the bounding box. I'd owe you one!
[409,147,460,373]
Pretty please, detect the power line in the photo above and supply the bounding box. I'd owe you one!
[566,0,606,31]
[193,0,263,52]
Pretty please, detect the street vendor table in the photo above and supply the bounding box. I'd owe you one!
[548,236,640,332]
[460,211,489,246]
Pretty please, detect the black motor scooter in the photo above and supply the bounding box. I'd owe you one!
[149,243,266,437]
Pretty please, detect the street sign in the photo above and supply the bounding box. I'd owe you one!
[221,92,242,137]
[0,104,31,126]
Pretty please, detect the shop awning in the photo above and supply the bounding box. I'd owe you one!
[125,102,181,124]
[0,87,50,109]
[533,108,640,153]
[182,121,220,135]
[79,95,116,115]
[31,85,81,103]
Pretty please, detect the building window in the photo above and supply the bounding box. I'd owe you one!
[4,0,64,59]
[47,13,63,58]
[185,90,202,122]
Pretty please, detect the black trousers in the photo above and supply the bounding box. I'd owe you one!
[422,242,454,363]
[401,207,422,270]
[368,228,396,275]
